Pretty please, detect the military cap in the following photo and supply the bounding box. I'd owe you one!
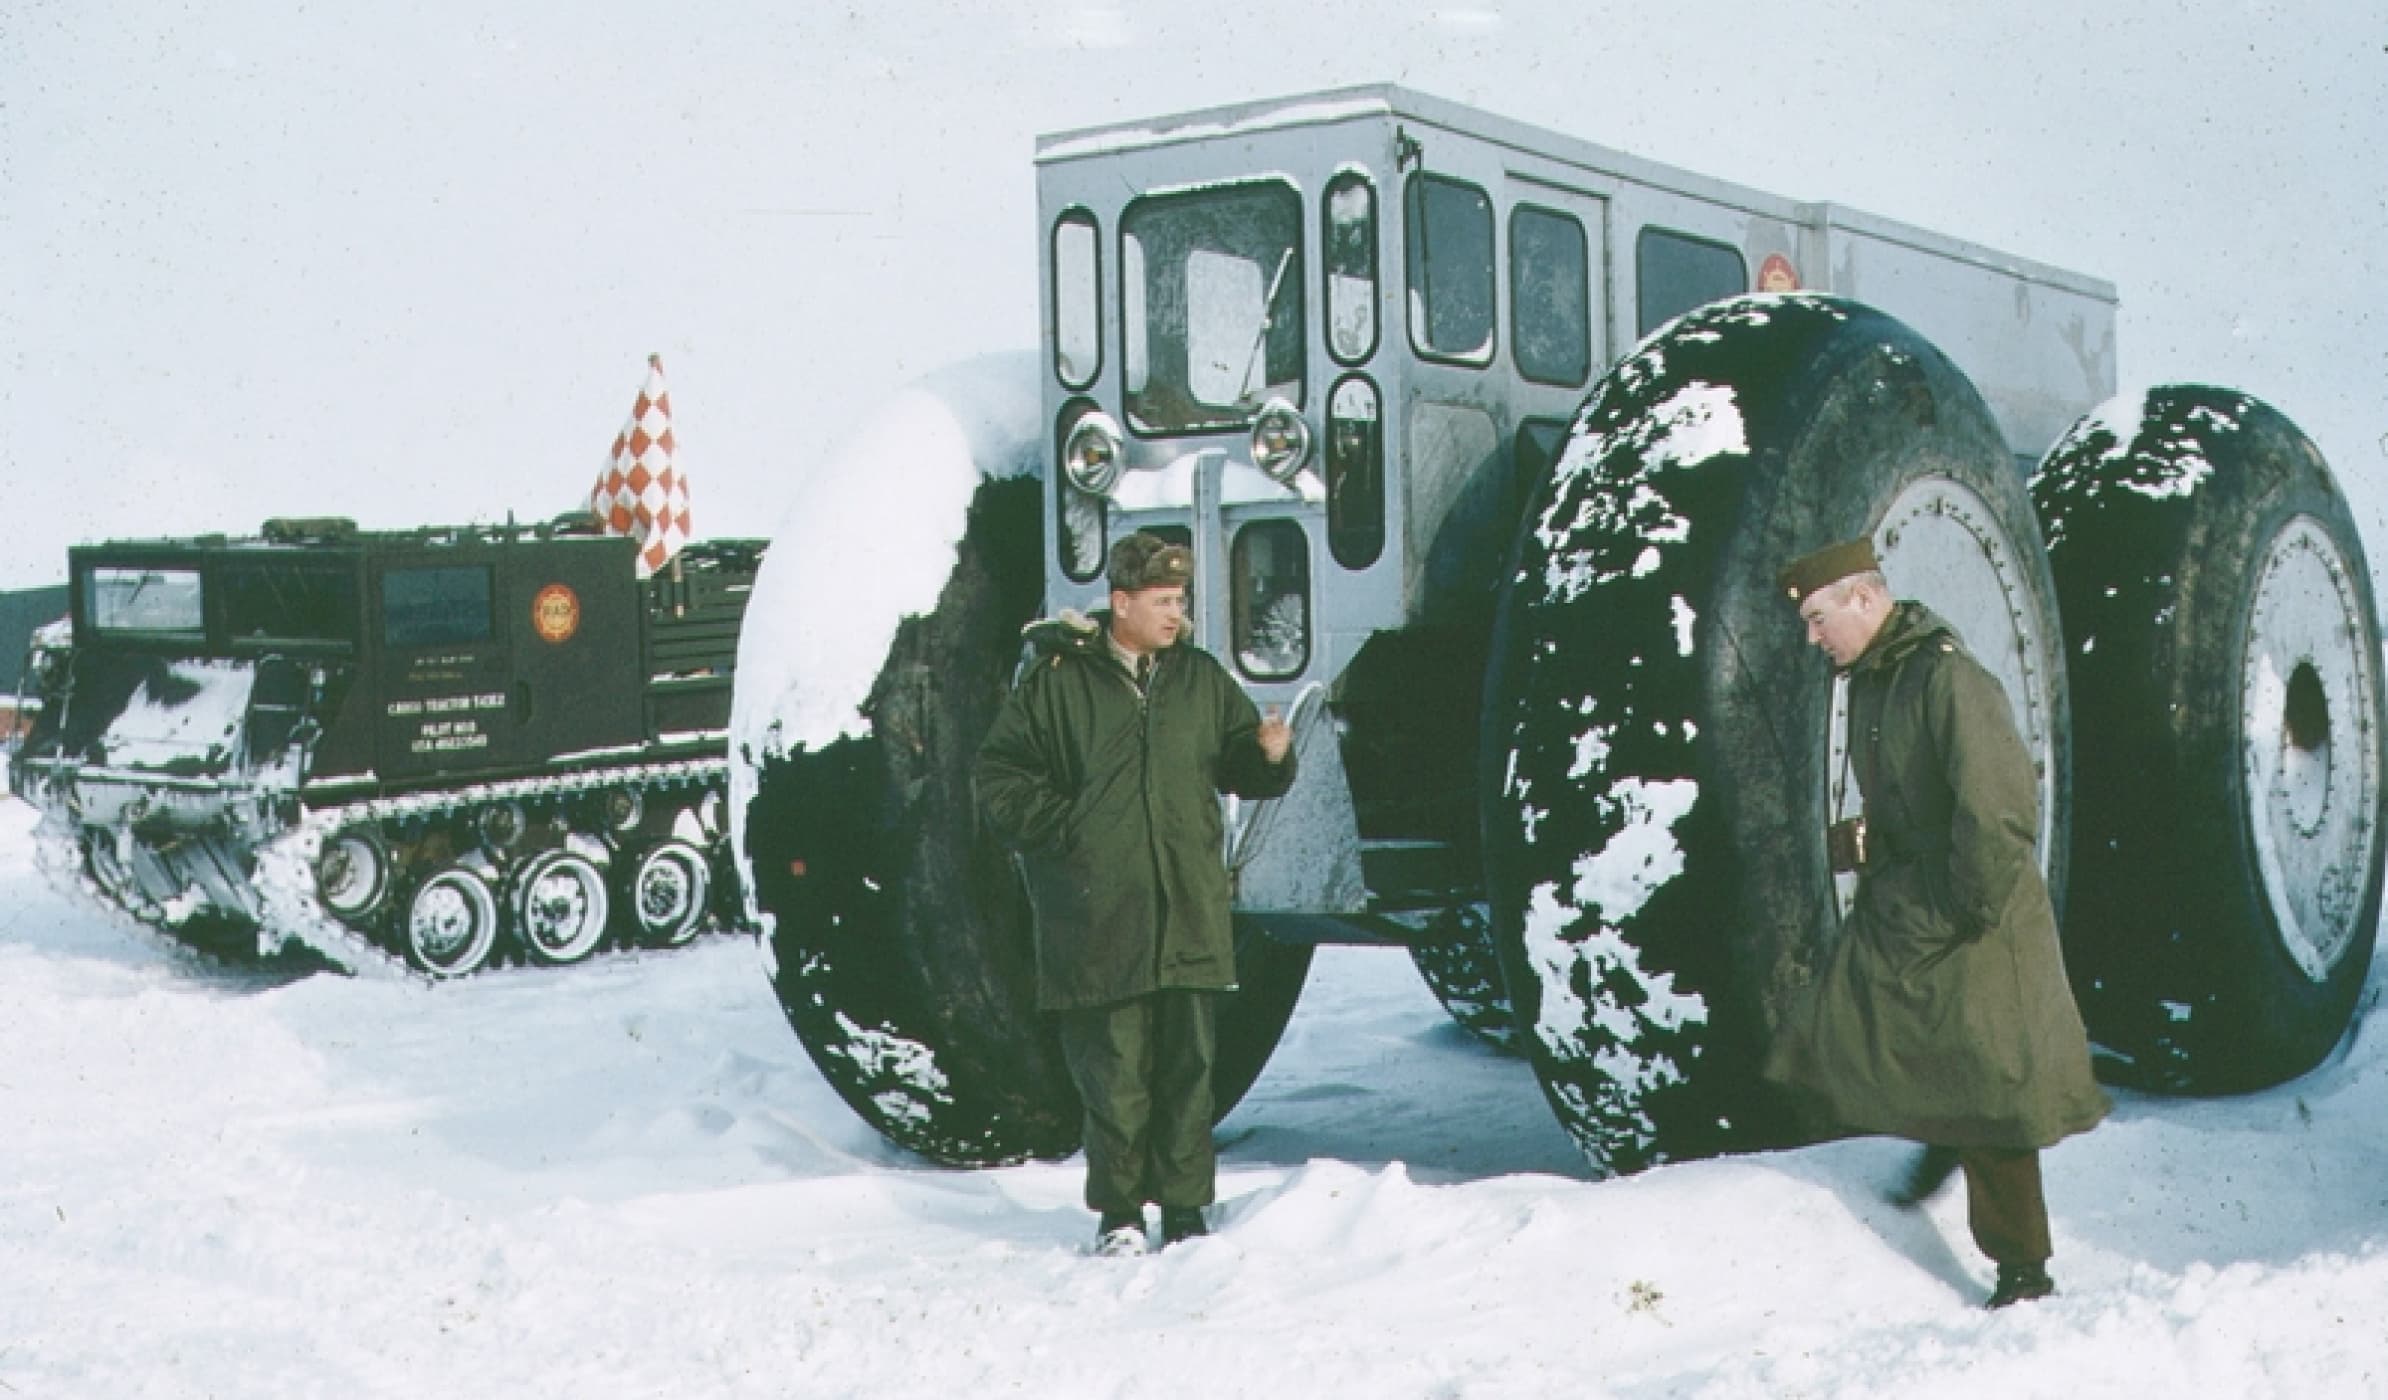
[1107,532,1193,593]
[1777,536,1881,603]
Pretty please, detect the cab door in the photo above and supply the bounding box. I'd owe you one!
[498,536,642,765]
[371,547,517,783]
[370,536,645,783]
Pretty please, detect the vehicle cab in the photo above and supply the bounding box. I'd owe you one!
[1034,86,2113,884]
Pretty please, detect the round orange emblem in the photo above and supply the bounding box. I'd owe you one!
[1757,253,1801,292]
[532,583,581,644]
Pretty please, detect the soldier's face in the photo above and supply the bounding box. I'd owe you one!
[1111,583,1187,656]
[1799,581,1874,667]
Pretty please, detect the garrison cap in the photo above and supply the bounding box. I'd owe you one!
[1777,536,1881,603]
[1107,532,1193,593]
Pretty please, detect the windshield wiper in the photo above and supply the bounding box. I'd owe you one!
[1234,246,1296,408]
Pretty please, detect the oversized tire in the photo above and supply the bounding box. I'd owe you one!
[2033,387,2384,1091]
[404,860,502,978]
[1483,294,2069,1175]
[1406,904,1522,1052]
[512,847,611,965]
[741,473,1312,1165]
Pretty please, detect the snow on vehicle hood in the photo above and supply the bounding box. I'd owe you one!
[729,351,1042,763]
[100,659,256,775]
[726,351,1042,857]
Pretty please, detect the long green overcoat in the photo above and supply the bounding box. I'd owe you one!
[1766,602,2110,1150]
[974,612,1296,1012]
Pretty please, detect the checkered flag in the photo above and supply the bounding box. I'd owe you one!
[591,353,692,578]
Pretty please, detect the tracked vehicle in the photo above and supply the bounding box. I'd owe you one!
[732,86,2384,1172]
[12,518,764,977]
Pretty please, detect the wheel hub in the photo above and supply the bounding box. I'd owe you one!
[412,886,474,958]
[2241,515,2381,982]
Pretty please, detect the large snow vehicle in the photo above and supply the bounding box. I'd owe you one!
[732,86,2384,1172]
[11,518,764,978]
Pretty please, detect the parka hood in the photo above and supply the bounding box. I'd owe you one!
[1020,608,1108,660]
[1021,608,1183,669]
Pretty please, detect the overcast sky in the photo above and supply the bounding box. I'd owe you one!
[4,1,2381,591]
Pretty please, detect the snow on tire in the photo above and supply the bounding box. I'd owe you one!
[1484,294,2068,1175]
[2033,386,2384,1092]
[741,475,1079,1165]
[726,357,1328,1165]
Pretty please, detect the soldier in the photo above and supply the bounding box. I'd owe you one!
[1764,537,2109,1309]
[975,532,1296,1256]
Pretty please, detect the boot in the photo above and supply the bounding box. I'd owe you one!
[1887,1144,1962,1209]
[1160,1205,1209,1246]
[1093,1210,1148,1258]
[1986,1261,2055,1309]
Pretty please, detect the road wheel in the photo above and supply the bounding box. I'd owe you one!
[405,861,502,978]
[628,838,712,948]
[513,848,612,965]
[2034,386,2384,1091]
[1482,295,2068,1175]
[1406,905,1522,1052]
[315,827,394,926]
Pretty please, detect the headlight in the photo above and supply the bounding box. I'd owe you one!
[1249,397,1312,484]
[1062,411,1125,496]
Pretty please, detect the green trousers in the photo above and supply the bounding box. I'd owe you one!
[1959,1147,2051,1265]
[1055,988,1219,1214]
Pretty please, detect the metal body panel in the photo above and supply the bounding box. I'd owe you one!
[1030,86,2119,901]
[1035,85,2116,679]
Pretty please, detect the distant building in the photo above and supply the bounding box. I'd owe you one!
[1,583,69,705]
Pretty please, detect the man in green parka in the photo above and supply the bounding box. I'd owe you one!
[975,532,1294,1257]
[1764,537,2109,1310]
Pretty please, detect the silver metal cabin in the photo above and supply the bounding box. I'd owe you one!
[1032,85,2116,709]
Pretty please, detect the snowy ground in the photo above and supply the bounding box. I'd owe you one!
[4,794,2385,1399]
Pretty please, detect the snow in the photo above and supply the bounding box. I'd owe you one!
[2055,390,2219,505]
[1515,776,1709,1167]
[727,352,1042,760]
[99,659,255,772]
[12,791,2388,1395]
[10,7,2388,1390]
[1536,382,1745,605]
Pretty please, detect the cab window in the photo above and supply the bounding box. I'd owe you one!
[1323,172,1379,365]
[1120,180,1305,435]
[383,566,493,648]
[1052,211,1101,390]
[1511,205,1591,386]
[85,566,203,636]
[1403,173,1495,364]
[222,563,358,645]
[1636,226,1747,336]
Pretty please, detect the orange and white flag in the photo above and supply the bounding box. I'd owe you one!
[591,353,692,577]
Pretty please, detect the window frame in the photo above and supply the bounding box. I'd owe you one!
[1401,171,1498,369]
[1050,208,1103,391]
[1117,177,1308,439]
[379,564,497,651]
[1508,202,1593,388]
[1633,225,1749,338]
[1321,170,1380,368]
[1229,517,1313,682]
